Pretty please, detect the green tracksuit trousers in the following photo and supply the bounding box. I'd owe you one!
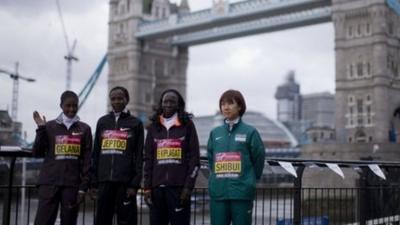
[210,199,253,225]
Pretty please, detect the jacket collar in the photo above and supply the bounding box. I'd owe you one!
[55,113,80,125]
[109,109,130,118]
[160,114,181,128]
[224,117,241,132]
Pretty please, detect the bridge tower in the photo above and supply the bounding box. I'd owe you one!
[108,0,189,121]
[333,0,400,143]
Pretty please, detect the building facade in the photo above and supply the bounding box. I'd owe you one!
[302,92,336,144]
[0,110,22,146]
[108,0,189,121]
[275,70,301,124]
[275,73,336,144]
[302,92,335,128]
[333,0,400,143]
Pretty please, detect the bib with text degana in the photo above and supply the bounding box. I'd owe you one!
[101,130,128,155]
[54,135,81,160]
[214,152,242,178]
[155,138,183,165]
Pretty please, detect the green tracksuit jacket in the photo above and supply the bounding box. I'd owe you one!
[207,119,265,200]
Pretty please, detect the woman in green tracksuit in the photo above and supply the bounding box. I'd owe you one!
[207,89,266,225]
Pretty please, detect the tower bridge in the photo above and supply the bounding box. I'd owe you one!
[169,6,331,45]
[136,0,332,42]
[108,0,400,143]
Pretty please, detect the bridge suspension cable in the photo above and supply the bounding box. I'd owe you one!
[78,54,107,110]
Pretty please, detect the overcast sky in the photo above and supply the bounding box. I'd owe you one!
[0,0,335,142]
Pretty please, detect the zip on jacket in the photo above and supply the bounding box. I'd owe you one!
[91,111,144,188]
[144,119,200,191]
[207,119,266,200]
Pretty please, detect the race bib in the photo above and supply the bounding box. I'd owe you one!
[101,130,128,155]
[156,138,183,165]
[54,135,81,160]
[214,152,242,178]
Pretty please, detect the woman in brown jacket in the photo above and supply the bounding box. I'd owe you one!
[32,90,92,225]
[144,89,200,225]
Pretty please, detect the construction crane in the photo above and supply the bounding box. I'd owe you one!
[56,0,78,90]
[0,62,36,121]
[0,63,35,225]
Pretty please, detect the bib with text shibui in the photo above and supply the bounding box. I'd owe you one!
[101,130,128,155]
[214,152,242,178]
[156,138,183,165]
[54,135,81,160]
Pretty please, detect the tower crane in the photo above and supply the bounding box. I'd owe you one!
[0,62,36,121]
[56,0,78,90]
[0,63,35,225]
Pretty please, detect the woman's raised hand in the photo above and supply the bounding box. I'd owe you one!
[33,111,46,126]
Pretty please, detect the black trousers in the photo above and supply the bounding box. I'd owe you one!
[34,185,79,225]
[150,186,190,225]
[95,182,137,225]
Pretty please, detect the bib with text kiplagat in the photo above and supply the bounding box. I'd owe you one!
[155,138,183,165]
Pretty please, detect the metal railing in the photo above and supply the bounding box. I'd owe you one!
[2,154,400,225]
[1,185,399,225]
